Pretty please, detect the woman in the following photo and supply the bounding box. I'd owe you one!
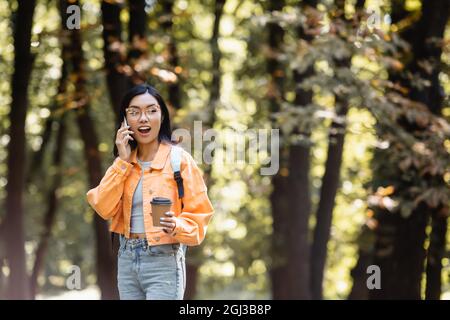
[86,84,214,300]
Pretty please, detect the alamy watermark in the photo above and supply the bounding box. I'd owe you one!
[65,1,157,30]
[366,265,381,290]
[66,265,81,290]
[66,5,80,30]
[354,8,390,48]
[64,264,379,292]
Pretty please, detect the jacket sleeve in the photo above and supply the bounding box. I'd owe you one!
[170,152,214,246]
[86,157,132,220]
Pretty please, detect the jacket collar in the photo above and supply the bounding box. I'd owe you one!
[129,142,171,170]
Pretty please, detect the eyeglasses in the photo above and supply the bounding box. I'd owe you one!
[125,107,160,120]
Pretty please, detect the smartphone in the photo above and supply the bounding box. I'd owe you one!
[123,116,131,142]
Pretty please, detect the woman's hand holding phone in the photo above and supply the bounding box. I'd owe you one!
[115,118,134,162]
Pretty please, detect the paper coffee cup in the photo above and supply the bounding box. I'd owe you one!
[150,197,172,227]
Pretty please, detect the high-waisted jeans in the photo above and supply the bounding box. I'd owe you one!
[117,235,186,300]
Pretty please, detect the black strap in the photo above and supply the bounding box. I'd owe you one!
[174,171,184,199]
[174,171,184,210]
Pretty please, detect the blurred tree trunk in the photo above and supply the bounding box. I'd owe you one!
[0,222,5,298]
[285,0,318,300]
[184,264,199,300]
[370,206,429,300]
[61,0,118,300]
[183,0,226,300]
[29,48,69,298]
[30,114,66,298]
[4,0,36,300]
[425,210,448,299]
[348,225,373,300]
[101,0,149,121]
[128,0,148,86]
[310,99,348,300]
[265,0,291,300]
[161,0,182,115]
[26,117,53,183]
[207,0,225,127]
[101,0,128,121]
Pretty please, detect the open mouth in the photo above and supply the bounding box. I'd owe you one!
[137,126,151,134]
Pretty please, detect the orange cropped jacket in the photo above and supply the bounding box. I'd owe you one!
[86,143,214,246]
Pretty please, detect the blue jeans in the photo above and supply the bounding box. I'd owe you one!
[117,235,186,300]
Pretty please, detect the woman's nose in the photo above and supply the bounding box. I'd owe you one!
[138,113,150,122]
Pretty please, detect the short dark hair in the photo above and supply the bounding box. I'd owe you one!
[113,84,175,157]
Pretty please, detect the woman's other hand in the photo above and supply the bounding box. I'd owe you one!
[160,211,177,234]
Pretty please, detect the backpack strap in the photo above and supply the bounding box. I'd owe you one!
[171,146,188,253]
[171,145,184,199]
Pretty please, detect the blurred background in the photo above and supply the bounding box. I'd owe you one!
[0,0,449,300]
